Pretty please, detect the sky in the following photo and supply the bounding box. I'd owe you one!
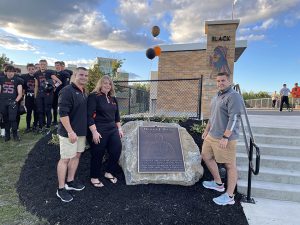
[0,0,300,93]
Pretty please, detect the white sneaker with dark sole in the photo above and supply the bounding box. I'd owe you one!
[213,193,235,205]
[65,180,85,191]
[202,180,225,192]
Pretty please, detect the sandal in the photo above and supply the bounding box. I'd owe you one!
[104,173,117,184]
[90,179,104,188]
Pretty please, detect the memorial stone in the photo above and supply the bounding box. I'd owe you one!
[120,120,204,186]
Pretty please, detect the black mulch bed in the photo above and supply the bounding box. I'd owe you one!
[17,120,248,225]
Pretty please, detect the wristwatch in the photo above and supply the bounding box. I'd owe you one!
[222,135,229,139]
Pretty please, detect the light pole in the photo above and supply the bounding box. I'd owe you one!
[232,0,238,20]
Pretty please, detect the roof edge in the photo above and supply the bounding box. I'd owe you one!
[160,40,247,52]
[205,19,240,26]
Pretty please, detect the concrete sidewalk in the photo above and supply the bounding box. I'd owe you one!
[245,114,300,129]
[242,198,300,225]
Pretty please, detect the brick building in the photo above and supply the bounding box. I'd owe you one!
[153,20,247,119]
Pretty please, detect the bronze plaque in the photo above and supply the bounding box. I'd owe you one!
[138,126,185,173]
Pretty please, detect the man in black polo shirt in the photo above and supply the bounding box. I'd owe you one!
[56,67,88,202]
[34,59,61,131]
[22,63,38,131]
[0,65,23,141]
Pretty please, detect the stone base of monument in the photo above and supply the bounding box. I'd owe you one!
[120,120,204,186]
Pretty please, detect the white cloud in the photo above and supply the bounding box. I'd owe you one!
[58,52,65,55]
[0,34,36,50]
[34,51,47,55]
[0,0,159,52]
[0,0,299,50]
[283,11,300,27]
[239,27,251,33]
[118,0,150,30]
[117,0,300,43]
[253,18,277,30]
[237,18,277,40]
[41,56,94,68]
[237,34,265,41]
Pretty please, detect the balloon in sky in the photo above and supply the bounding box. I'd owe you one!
[151,26,160,37]
[146,48,156,60]
[153,46,161,56]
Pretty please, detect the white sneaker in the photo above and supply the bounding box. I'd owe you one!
[202,180,225,192]
[0,129,5,137]
[213,193,235,205]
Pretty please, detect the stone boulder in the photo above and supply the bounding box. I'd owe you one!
[119,120,203,186]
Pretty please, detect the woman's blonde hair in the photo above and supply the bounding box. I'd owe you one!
[92,75,115,96]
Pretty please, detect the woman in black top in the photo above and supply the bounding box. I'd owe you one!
[87,75,124,187]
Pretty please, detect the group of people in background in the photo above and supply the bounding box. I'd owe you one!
[0,60,73,141]
[272,83,300,111]
[1,62,124,203]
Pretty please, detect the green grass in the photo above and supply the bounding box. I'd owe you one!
[0,115,49,225]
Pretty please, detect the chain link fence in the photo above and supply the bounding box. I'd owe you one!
[114,77,203,119]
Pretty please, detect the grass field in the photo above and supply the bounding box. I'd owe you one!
[0,115,48,225]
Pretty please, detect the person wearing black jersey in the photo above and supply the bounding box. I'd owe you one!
[0,66,7,137]
[22,63,38,131]
[0,65,23,141]
[15,69,25,130]
[52,61,69,125]
[34,59,61,130]
[61,61,73,85]
[87,75,124,187]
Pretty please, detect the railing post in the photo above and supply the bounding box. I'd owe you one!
[247,138,253,201]
[241,138,255,203]
[197,76,203,120]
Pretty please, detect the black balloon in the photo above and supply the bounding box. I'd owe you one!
[146,48,156,60]
[152,26,160,37]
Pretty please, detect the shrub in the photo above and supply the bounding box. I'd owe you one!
[191,121,207,134]
[242,91,271,100]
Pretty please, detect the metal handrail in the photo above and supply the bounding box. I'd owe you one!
[233,84,260,203]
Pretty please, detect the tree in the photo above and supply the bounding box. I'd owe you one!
[242,91,271,100]
[132,83,150,91]
[111,59,124,78]
[87,63,103,93]
[0,54,13,71]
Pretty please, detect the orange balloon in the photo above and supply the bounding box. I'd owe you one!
[153,46,161,56]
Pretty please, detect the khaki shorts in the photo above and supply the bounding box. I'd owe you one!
[59,135,86,159]
[202,135,237,164]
